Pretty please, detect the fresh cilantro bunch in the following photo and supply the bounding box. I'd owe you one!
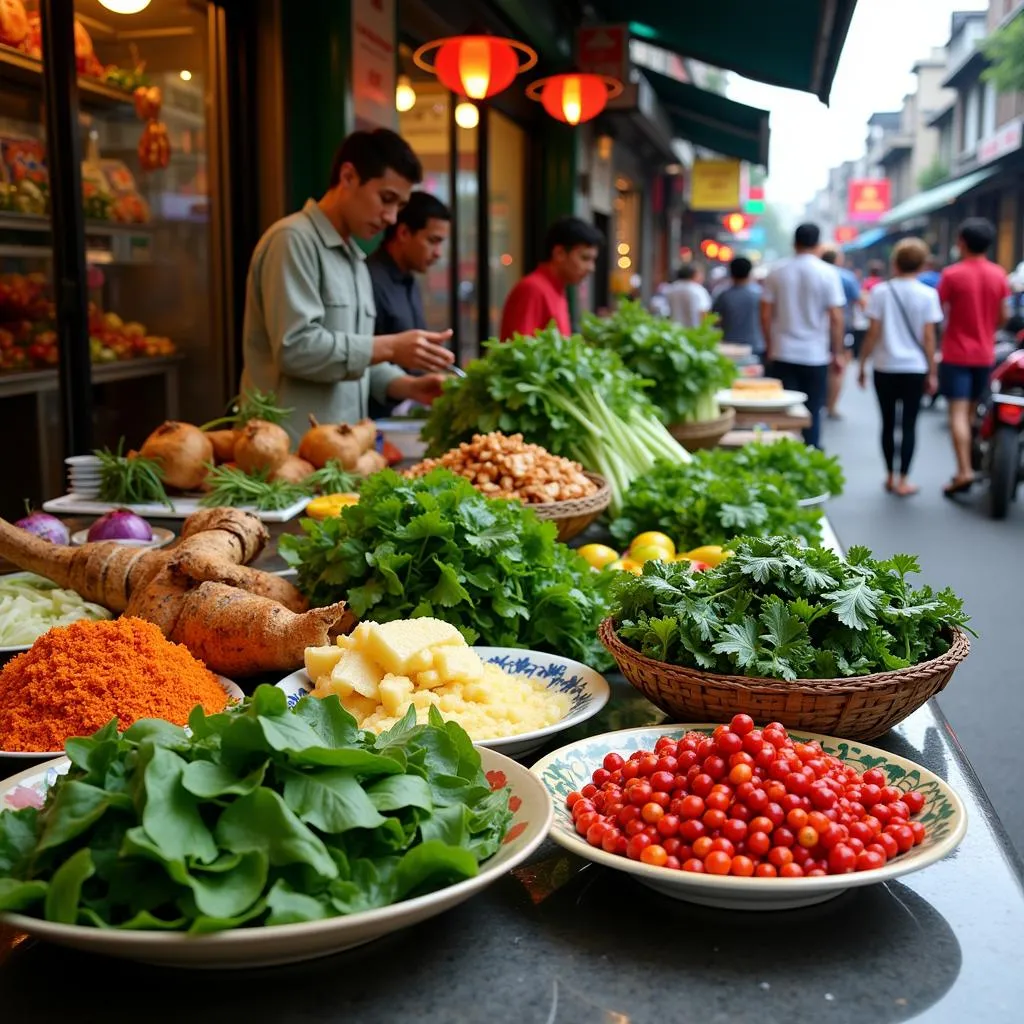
[281,468,611,667]
[726,438,845,500]
[0,690,513,931]
[611,456,823,550]
[610,537,972,680]
[419,327,689,516]
[582,300,736,424]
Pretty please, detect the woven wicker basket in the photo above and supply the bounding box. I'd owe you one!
[531,473,611,542]
[667,408,736,451]
[599,618,971,741]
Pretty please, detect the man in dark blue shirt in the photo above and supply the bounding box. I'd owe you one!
[712,256,764,357]
[368,191,451,416]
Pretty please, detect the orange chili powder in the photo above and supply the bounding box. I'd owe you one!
[0,616,229,752]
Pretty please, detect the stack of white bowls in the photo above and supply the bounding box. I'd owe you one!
[65,455,102,498]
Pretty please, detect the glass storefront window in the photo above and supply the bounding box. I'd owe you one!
[487,109,525,337]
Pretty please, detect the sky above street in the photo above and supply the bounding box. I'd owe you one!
[726,0,988,220]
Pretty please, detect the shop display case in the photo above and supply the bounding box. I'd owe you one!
[0,0,227,519]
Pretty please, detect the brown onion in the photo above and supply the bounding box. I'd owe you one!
[234,419,290,474]
[270,454,315,485]
[298,415,363,470]
[139,421,213,491]
[205,429,239,464]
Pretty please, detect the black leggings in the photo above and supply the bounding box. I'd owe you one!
[873,371,926,475]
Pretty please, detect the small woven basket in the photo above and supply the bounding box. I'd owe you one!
[531,473,611,542]
[668,408,736,451]
[599,618,971,741]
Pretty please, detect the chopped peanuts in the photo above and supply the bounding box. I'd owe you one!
[407,432,598,503]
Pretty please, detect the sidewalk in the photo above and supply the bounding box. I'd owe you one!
[824,378,1023,854]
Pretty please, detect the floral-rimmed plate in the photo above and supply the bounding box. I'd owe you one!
[531,724,967,912]
[0,677,244,764]
[0,746,552,969]
[276,646,611,759]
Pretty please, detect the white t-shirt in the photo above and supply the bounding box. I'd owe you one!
[665,280,712,328]
[866,278,943,374]
[762,254,846,365]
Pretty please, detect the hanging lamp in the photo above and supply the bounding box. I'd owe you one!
[413,35,537,101]
[525,72,623,126]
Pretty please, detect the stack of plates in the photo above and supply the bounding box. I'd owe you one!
[65,455,102,498]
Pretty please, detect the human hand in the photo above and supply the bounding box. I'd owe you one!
[390,329,454,372]
[857,366,867,390]
[831,353,845,375]
[388,372,447,406]
[926,371,938,396]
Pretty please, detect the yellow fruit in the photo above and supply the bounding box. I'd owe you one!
[630,532,676,558]
[578,543,620,570]
[681,545,731,567]
[608,558,643,575]
[306,492,360,520]
[629,544,674,565]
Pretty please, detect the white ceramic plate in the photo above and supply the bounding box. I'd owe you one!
[70,527,175,549]
[277,646,611,759]
[716,388,809,410]
[0,746,552,968]
[796,492,831,508]
[531,724,967,912]
[0,677,244,763]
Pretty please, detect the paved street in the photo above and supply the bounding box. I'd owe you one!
[824,374,1023,855]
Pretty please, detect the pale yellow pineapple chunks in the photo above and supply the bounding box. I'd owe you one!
[364,617,463,675]
[304,645,343,682]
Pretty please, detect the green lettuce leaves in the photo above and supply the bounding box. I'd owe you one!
[0,692,513,932]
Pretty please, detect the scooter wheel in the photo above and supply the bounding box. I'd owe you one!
[989,424,1020,520]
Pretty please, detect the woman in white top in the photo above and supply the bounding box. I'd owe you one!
[857,237,941,496]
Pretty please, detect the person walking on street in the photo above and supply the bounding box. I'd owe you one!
[863,260,886,293]
[821,246,861,419]
[760,223,846,448]
[936,218,1010,496]
[499,216,603,340]
[857,238,941,497]
[240,129,454,436]
[712,256,764,358]
[665,263,712,329]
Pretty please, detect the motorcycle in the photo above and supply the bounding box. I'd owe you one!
[975,338,1024,519]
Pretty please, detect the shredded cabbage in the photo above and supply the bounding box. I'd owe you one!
[0,573,112,647]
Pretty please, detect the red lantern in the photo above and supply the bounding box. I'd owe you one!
[525,72,623,125]
[413,35,537,101]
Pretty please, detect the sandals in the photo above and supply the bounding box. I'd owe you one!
[943,477,974,498]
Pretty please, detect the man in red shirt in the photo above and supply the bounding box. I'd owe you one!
[937,218,1010,496]
[499,217,603,340]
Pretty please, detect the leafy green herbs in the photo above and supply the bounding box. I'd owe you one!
[420,327,690,516]
[610,537,972,680]
[726,438,845,500]
[200,388,294,432]
[304,460,363,496]
[199,464,308,511]
[0,689,513,931]
[280,468,611,668]
[94,440,171,507]
[582,300,736,424]
[611,455,823,550]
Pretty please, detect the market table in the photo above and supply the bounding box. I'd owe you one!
[1,515,1023,1022]
[730,403,812,432]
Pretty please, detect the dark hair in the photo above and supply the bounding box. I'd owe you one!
[820,247,838,265]
[730,257,752,280]
[677,263,698,281]
[892,237,929,273]
[328,129,422,190]
[794,223,820,249]
[958,217,996,255]
[544,216,604,258]
[384,191,451,242]
[867,260,885,276]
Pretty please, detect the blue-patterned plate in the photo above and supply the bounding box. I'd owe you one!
[276,646,611,759]
[531,724,968,911]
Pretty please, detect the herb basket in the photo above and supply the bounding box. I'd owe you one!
[667,408,736,451]
[598,618,971,741]
[531,473,611,542]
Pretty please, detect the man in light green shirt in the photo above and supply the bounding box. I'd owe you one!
[241,129,454,436]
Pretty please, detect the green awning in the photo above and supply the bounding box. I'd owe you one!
[643,70,770,166]
[593,1,857,103]
[881,167,998,226]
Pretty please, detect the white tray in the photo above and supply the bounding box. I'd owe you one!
[715,388,809,410]
[42,493,311,523]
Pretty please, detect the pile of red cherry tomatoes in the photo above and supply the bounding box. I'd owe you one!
[565,715,927,878]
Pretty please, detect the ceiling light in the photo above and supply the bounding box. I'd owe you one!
[396,75,417,113]
[179,70,193,82]
[454,101,479,130]
[98,0,152,14]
